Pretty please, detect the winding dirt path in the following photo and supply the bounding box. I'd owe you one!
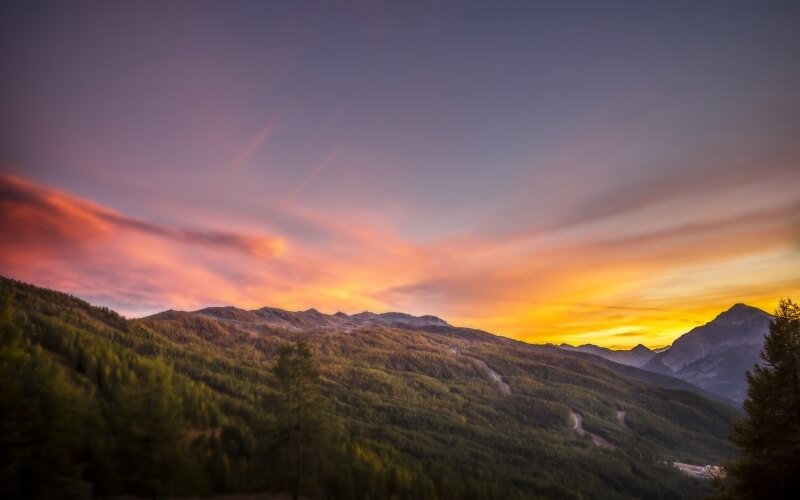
[616,410,627,427]
[673,462,724,479]
[570,411,586,437]
[449,346,511,396]
[570,411,615,449]
[471,358,511,396]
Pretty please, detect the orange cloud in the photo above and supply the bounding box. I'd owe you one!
[0,175,285,259]
[0,174,288,313]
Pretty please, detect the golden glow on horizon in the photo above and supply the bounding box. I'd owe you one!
[4,0,800,352]
[1,174,798,349]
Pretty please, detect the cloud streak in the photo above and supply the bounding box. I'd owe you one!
[226,121,280,172]
[1,170,798,349]
[0,175,285,259]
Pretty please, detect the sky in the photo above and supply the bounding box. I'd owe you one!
[1,1,799,348]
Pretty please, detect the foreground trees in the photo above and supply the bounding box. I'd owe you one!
[0,297,88,499]
[714,298,800,498]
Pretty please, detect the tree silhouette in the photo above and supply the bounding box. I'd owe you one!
[714,298,800,499]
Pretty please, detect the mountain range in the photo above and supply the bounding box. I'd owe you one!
[559,343,656,368]
[1,276,739,499]
[154,306,450,331]
[185,301,770,403]
[561,304,772,403]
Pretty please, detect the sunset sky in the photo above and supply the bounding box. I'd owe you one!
[1,1,798,348]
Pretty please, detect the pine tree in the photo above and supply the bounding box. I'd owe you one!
[270,341,324,500]
[715,298,800,499]
[109,359,183,498]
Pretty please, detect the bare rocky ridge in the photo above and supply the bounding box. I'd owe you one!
[642,304,772,402]
[560,303,772,403]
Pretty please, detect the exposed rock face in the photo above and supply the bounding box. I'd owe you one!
[642,304,772,402]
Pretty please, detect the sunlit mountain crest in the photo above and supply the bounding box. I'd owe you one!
[152,305,450,332]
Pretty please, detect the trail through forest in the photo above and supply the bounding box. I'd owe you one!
[570,411,615,449]
[449,346,511,396]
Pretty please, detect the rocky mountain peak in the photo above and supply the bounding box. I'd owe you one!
[717,303,770,322]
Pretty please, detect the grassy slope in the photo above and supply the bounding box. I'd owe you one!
[2,277,737,499]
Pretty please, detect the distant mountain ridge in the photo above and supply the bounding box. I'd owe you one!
[559,343,656,368]
[642,303,772,402]
[558,303,772,403]
[147,299,772,403]
[149,305,449,332]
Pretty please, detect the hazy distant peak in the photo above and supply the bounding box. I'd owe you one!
[569,343,652,353]
[351,311,449,327]
[558,343,656,368]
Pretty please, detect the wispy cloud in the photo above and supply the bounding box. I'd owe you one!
[1,172,798,348]
[0,175,285,258]
[225,120,280,171]
[280,144,347,204]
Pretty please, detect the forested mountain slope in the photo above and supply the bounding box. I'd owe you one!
[1,277,737,499]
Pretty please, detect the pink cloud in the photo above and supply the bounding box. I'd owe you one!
[1,172,797,348]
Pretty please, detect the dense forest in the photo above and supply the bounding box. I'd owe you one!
[0,277,738,499]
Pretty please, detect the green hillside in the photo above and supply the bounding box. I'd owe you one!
[0,277,737,499]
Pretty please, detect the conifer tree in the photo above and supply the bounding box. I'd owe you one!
[714,298,800,498]
[270,341,324,500]
[110,360,183,499]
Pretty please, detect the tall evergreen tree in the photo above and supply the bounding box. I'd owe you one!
[270,341,324,500]
[714,298,800,499]
[109,360,183,499]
